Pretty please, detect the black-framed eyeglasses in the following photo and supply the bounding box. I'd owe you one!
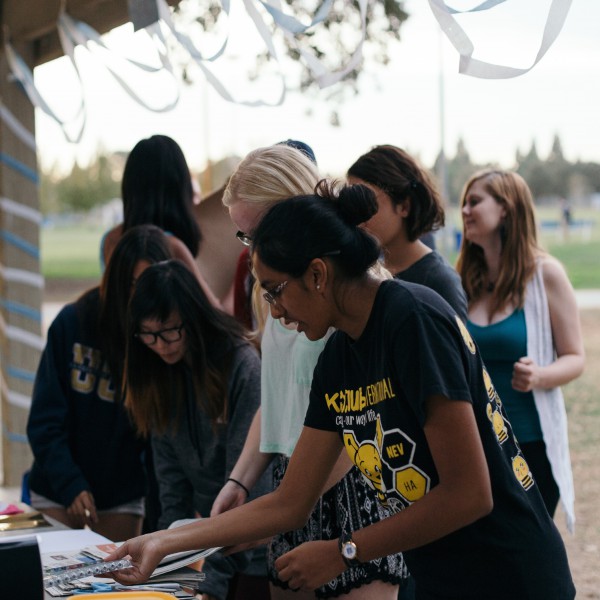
[135,324,185,346]
[263,281,288,306]
[236,231,252,246]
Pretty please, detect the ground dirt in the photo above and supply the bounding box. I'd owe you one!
[555,309,600,599]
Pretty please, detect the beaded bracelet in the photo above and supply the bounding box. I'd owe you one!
[227,477,250,497]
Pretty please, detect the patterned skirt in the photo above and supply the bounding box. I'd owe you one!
[267,455,407,598]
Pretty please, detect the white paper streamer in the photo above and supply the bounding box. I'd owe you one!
[57,11,180,113]
[428,0,574,79]
[0,101,37,152]
[257,0,333,35]
[155,0,286,107]
[0,264,44,288]
[3,41,85,143]
[154,0,231,62]
[1,197,43,225]
[7,389,32,410]
[4,324,45,351]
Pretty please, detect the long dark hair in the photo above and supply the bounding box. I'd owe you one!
[252,179,380,280]
[125,260,249,436]
[121,134,202,257]
[347,144,444,241]
[98,225,172,398]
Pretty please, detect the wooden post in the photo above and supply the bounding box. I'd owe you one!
[0,43,43,487]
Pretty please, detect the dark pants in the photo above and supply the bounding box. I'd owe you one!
[521,440,560,517]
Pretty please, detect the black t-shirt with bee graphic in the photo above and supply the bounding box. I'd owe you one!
[305,279,574,600]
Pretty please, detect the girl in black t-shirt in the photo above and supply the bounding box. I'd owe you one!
[106,181,575,600]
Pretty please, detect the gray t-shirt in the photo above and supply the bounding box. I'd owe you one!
[395,250,468,321]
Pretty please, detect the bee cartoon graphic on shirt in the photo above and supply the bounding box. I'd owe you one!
[455,316,477,354]
[344,417,386,503]
[344,415,430,512]
[483,368,508,443]
[512,454,535,490]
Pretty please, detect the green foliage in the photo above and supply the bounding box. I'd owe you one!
[40,153,121,215]
[439,134,600,206]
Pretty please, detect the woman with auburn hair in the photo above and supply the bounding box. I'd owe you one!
[125,260,269,600]
[457,169,584,529]
[215,143,405,599]
[347,144,467,320]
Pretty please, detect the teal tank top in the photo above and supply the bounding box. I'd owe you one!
[467,309,543,443]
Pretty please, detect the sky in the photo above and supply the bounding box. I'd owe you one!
[32,0,600,181]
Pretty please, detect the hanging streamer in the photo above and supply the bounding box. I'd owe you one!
[153,0,231,62]
[0,101,37,152]
[279,0,367,89]
[8,390,31,410]
[3,0,374,137]
[153,0,286,107]
[0,197,43,225]
[3,324,45,351]
[0,264,44,288]
[57,11,180,113]
[428,0,574,79]
[239,0,367,90]
[257,0,333,35]
[3,40,86,144]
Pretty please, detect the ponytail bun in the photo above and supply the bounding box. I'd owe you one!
[315,179,378,227]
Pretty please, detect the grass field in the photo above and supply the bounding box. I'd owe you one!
[41,205,599,287]
[41,225,104,279]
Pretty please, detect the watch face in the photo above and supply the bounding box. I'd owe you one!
[342,541,357,560]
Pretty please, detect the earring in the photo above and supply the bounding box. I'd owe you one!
[316,284,321,290]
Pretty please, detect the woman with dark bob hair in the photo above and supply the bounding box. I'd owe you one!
[108,182,575,600]
[347,144,466,319]
[124,260,270,600]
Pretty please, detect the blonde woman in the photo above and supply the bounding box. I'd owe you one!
[457,169,584,531]
[212,144,406,599]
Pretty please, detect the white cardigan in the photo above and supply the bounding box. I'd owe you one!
[524,263,575,533]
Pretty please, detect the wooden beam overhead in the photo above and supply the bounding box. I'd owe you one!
[2,0,180,66]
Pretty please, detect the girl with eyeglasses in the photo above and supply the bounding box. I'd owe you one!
[124,260,270,600]
[108,182,575,600]
[216,144,405,600]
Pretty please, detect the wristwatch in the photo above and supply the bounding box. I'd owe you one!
[338,533,360,567]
